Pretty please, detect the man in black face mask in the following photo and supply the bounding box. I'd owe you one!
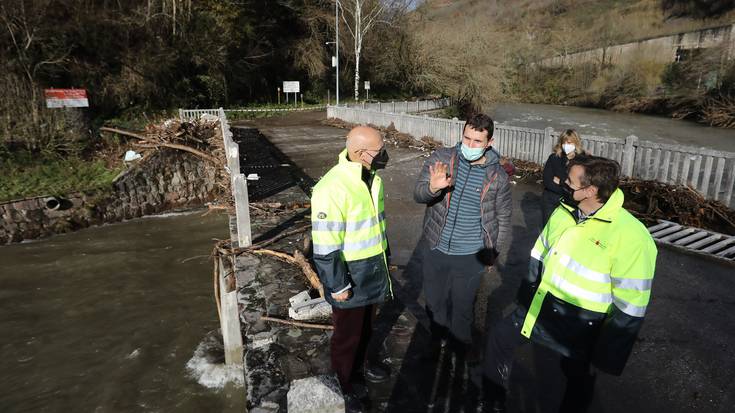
[311,126,393,412]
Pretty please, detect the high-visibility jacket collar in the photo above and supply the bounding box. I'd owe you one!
[337,148,374,182]
[559,188,624,223]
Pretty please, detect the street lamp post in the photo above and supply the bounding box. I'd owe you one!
[327,2,340,106]
[335,0,339,106]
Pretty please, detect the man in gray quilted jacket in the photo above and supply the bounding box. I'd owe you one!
[414,113,513,357]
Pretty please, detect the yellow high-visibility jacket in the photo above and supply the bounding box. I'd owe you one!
[517,188,657,374]
[311,150,392,308]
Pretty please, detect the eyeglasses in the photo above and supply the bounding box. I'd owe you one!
[359,145,385,154]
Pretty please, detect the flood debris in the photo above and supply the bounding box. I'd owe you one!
[288,290,332,321]
[322,118,442,153]
[620,178,735,235]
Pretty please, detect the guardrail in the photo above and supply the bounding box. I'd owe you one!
[327,106,735,208]
[348,98,451,113]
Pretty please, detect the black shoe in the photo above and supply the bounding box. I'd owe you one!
[364,361,391,383]
[481,378,507,413]
[477,400,506,413]
[419,336,447,361]
[344,392,366,413]
[350,381,369,400]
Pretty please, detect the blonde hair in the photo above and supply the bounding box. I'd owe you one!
[553,129,583,156]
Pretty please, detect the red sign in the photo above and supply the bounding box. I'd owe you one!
[44,89,89,108]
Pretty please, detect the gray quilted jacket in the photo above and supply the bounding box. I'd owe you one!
[413,144,513,263]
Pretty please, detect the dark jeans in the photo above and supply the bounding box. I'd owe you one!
[331,304,375,392]
[422,247,485,344]
[483,307,596,413]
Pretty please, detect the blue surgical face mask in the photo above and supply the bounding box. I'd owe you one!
[461,144,487,161]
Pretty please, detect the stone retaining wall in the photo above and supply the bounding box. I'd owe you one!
[0,149,218,244]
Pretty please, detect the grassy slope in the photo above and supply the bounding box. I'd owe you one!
[0,157,124,203]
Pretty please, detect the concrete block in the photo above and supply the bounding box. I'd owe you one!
[287,375,344,413]
[289,298,332,321]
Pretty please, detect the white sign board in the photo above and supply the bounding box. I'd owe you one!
[283,81,300,93]
[45,89,89,108]
[364,81,370,90]
[331,56,337,68]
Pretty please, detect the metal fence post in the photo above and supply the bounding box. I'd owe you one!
[622,135,638,177]
[219,255,244,366]
[232,173,252,248]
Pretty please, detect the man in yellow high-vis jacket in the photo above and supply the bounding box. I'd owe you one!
[481,155,657,413]
[311,126,392,412]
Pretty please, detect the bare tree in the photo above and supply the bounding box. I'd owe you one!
[337,0,412,100]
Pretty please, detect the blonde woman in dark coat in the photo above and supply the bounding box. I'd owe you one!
[541,129,585,225]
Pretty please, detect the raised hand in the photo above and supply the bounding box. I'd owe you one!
[428,161,453,193]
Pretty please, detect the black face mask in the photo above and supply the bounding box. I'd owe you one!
[561,182,580,207]
[370,147,389,170]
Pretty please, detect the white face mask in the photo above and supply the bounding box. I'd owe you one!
[563,143,576,154]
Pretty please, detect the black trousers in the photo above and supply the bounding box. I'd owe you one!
[541,189,562,226]
[483,307,596,413]
[422,247,485,344]
[331,304,375,392]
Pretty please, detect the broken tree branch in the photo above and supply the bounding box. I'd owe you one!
[261,315,333,330]
[250,248,323,296]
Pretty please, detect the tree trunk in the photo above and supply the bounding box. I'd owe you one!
[354,51,360,101]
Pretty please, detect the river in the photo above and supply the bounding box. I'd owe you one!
[0,211,245,413]
[490,102,735,152]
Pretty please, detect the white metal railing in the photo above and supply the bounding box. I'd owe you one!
[179,98,449,121]
[346,98,451,113]
[327,106,735,208]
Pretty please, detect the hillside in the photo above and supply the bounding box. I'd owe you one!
[405,0,735,126]
[418,0,735,57]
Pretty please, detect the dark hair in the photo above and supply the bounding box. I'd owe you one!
[568,155,620,203]
[463,113,494,139]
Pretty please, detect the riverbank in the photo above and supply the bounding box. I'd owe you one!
[0,209,246,412]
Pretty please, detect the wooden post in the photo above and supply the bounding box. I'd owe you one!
[622,135,638,177]
[543,127,554,165]
[219,256,244,366]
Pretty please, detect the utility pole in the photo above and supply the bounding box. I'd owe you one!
[335,0,340,106]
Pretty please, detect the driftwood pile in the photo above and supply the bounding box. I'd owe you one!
[511,157,735,234]
[101,117,233,208]
[322,118,442,153]
[620,178,735,235]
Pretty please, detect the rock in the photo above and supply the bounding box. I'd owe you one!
[286,375,344,413]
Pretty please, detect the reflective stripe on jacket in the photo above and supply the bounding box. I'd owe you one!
[311,149,391,309]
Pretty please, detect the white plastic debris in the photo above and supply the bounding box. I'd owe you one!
[288,290,332,321]
[287,375,344,413]
[289,290,311,307]
[246,173,260,181]
[123,150,142,162]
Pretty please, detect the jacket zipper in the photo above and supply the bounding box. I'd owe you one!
[446,163,473,252]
